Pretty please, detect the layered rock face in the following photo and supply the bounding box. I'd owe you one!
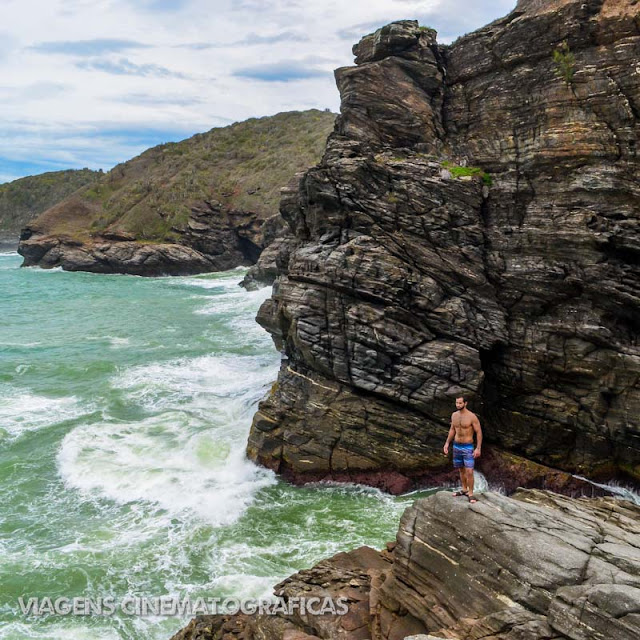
[240,212,292,290]
[171,490,640,640]
[247,1,640,489]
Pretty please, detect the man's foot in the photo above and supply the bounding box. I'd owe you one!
[468,494,478,504]
[453,489,468,497]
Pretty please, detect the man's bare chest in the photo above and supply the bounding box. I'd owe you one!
[454,415,473,430]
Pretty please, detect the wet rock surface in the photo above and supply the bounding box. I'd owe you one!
[240,211,296,290]
[170,490,640,640]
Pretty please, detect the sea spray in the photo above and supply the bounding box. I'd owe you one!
[0,254,418,640]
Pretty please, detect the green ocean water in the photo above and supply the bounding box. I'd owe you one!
[0,252,437,640]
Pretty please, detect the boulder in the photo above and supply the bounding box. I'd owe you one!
[170,490,640,640]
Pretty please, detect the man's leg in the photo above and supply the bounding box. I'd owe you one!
[465,467,475,497]
[452,446,468,495]
[458,468,468,492]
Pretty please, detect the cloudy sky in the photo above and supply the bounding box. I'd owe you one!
[0,0,517,183]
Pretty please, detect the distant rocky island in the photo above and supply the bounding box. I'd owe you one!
[16,110,335,275]
[0,169,98,250]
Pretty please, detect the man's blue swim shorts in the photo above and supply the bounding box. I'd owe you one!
[452,442,475,469]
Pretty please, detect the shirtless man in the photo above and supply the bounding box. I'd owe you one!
[443,396,482,503]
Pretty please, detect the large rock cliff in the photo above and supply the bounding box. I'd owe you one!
[171,490,640,640]
[247,0,640,490]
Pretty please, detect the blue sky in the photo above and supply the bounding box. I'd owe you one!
[0,0,517,184]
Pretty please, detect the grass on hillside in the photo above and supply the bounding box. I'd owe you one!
[34,110,336,243]
[0,169,99,239]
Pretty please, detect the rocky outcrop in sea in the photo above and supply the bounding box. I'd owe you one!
[18,202,268,277]
[247,0,640,491]
[171,489,640,640]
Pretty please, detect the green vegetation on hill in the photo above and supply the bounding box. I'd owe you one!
[31,110,336,243]
[0,169,99,243]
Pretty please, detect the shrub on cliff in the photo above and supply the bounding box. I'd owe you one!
[553,41,576,85]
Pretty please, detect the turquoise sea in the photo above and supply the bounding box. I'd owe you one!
[0,252,437,640]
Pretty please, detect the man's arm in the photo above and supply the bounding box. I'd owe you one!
[473,414,483,458]
[443,417,455,455]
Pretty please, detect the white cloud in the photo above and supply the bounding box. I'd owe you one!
[0,0,517,182]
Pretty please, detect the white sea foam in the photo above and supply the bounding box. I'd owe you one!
[194,282,272,316]
[21,266,64,273]
[573,475,640,505]
[57,410,277,527]
[0,389,88,439]
[473,471,489,492]
[169,272,274,351]
[0,622,120,640]
[59,345,279,528]
[0,341,42,348]
[109,337,130,347]
[57,269,281,524]
[167,271,271,312]
[111,352,278,416]
[168,279,230,291]
[166,271,245,289]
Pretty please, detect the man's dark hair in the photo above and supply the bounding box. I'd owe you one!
[456,395,467,403]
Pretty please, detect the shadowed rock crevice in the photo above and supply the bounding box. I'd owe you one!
[246,1,640,491]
